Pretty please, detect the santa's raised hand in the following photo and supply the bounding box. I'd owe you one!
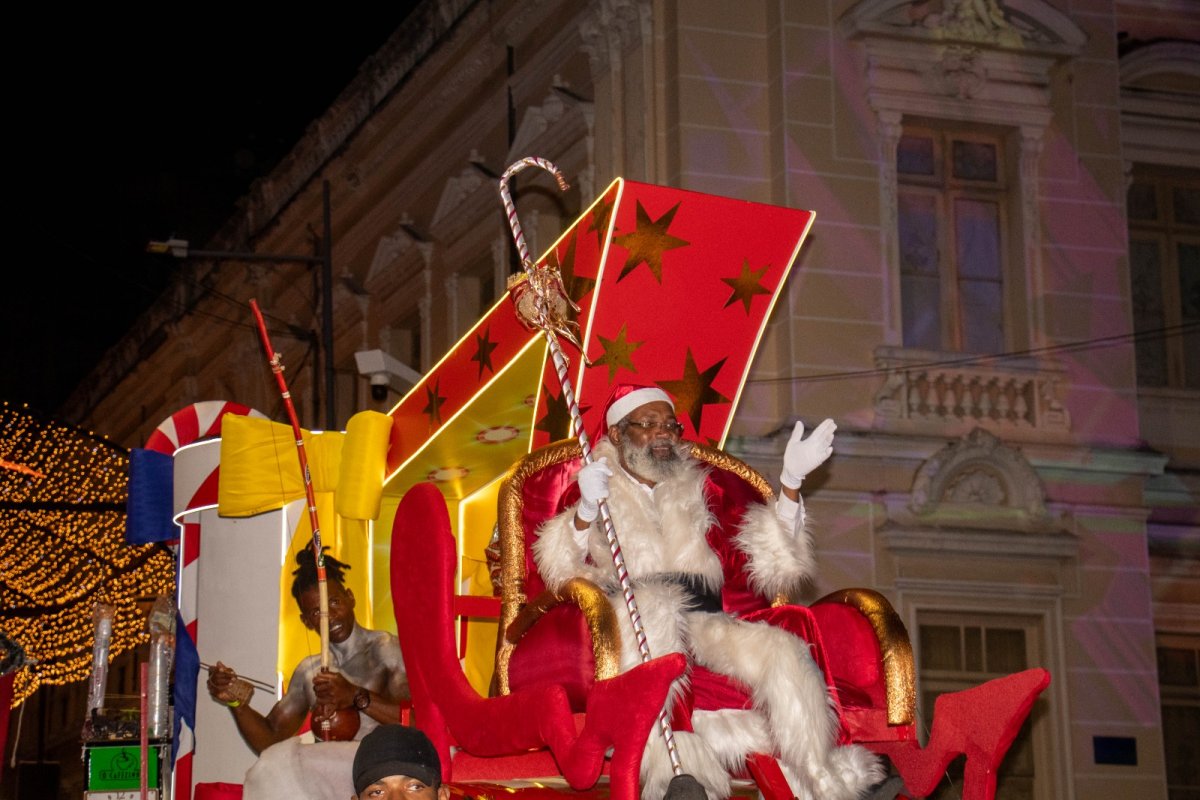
[780,418,836,490]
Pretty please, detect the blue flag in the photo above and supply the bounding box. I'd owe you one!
[173,612,199,766]
[126,449,175,544]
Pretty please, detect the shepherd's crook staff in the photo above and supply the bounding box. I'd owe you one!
[499,158,704,799]
[248,299,334,739]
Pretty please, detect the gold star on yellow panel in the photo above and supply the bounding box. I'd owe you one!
[593,324,644,381]
[535,387,574,441]
[612,201,690,284]
[470,327,499,380]
[657,349,730,431]
[423,379,447,427]
[588,194,616,247]
[721,259,772,314]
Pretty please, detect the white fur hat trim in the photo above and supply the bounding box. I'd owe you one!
[605,387,674,427]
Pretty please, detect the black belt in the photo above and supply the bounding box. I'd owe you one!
[662,573,723,614]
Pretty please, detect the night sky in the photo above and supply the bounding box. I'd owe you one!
[3,10,415,418]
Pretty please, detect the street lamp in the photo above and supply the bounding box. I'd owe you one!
[148,180,337,430]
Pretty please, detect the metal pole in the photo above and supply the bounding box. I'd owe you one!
[321,180,336,431]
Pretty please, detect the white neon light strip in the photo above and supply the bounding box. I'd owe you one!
[385,334,546,484]
[720,210,816,447]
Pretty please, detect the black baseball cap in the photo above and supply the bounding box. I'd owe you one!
[353,725,442,794]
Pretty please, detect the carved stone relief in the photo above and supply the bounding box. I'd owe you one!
[906,427,1060,532]
[843,0,1085,51]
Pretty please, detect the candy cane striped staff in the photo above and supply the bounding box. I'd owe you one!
[499,158,702,799]
[248,299,334,739]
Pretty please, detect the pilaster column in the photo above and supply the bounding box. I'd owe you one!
[877,109,904,346]
[1019,125,1046,348]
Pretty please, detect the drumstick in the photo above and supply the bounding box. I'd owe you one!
[200,662,276,692]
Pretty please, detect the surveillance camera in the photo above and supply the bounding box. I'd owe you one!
[369,373,390,402]
[355,349,423,403]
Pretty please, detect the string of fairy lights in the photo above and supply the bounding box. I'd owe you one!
[0,401,175,705]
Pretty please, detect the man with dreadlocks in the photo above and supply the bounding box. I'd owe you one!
[207,550,409,798]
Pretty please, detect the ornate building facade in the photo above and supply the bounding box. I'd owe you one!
[60,1,1199,798]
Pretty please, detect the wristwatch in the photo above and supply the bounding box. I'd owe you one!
[353,688,371,711]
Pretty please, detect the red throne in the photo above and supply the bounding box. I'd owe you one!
[392,481,687,800]
[390,440,1050,800]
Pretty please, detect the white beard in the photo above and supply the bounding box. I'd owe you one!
[618,436,691,485]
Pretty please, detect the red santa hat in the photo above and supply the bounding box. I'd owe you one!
[603,383,674,428]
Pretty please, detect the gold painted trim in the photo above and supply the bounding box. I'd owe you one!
[495,439,583,695]
[814,588,915,727]
[504,578,621,683]
[688,441,774,501]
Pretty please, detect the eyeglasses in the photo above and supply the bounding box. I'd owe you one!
[625,419,685,435]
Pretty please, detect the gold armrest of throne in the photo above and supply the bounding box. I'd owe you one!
[495,439,616,695]
[812,587,916,728]
[497,577,621,695]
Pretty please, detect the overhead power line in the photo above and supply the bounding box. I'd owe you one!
[747,321,1200,385]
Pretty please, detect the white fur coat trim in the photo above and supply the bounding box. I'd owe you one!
[534,439,723,592]
[735,499,817,599]
[533,439,816,598]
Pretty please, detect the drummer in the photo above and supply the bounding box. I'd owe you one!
[206,549,409,754]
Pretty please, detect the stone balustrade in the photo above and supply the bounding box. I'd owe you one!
[873,347,1071,437]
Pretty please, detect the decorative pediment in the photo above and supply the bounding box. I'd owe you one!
[904,427,1062,532]
[432,153,495,228]
[367,216,430,283]
[510,84,579,156]
[1119,41,1200,168]
[1121,40,1200,88]
[840,0,1085,54]
[839,0,1084,120]
[506,81,595,197]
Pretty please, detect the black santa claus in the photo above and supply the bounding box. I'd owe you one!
[532,384,888,800]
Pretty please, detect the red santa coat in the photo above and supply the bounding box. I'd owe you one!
[533,440,882,800]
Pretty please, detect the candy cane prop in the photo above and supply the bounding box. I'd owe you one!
[248,299,334,738]
[499,158,697,793]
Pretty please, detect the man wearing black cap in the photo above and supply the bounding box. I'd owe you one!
[351,725,449,800]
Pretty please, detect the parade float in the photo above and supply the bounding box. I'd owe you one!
[101,162,1048,800]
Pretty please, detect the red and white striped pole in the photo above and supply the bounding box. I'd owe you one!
[248,300,333,737]
[499,159,691,786]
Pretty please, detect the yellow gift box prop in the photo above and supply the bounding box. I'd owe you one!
[218,411,392,687]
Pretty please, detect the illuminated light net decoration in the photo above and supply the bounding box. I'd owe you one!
[0,401,174,704]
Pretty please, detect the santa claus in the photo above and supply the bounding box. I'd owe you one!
[532,385,891,800]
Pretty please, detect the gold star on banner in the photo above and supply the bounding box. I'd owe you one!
[535,388,574,441]
[721,259,772,313]
[423,379,447,427]
[470,327,499,380]
[612,201,690,284]
[593,324,644,381]
[657,349,730,431]
[587,194,616,247]
[548,233,596,309]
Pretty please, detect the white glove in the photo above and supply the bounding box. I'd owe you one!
[575,457,612,523]
[780,418,836,490]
